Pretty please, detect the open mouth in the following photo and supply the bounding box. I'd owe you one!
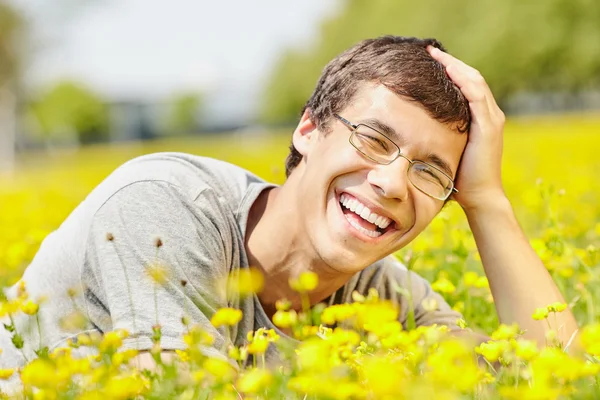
[338,192,397,240]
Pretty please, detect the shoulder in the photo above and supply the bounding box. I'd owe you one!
[111,152,266,200]
[77,153,267,218]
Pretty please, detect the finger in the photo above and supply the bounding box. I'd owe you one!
[427,46,481,80]
[428,46,501,111]
[445,64,493,107]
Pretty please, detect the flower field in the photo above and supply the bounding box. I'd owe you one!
[1,114,599,399]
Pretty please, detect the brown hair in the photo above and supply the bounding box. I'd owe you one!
[285,35,471,177]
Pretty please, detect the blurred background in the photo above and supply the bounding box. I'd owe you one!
[1,0,599,308]
[1,0,599,165]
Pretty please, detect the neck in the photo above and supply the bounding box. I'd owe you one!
[245,183,352,318]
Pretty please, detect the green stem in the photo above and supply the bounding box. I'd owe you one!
[8,313,28,363]
[35,313,42,351]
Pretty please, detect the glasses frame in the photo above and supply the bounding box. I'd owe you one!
[333,113,459,201]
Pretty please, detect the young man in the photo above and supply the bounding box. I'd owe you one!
[0,36,577,372]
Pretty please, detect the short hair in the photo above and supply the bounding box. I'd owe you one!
[285,35,471,177]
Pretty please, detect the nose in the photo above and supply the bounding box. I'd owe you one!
[366,157,411,201]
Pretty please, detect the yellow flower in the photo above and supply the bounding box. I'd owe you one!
[228,345,248,362]
[476,341,508,363]
[98,330,129,353]
[247,335,269,355]
[104,372,148,400]
[176,349,190,362]
[361,357,406,397]
[547,302,567,313]
[463,271,479,287]
[532,307,549,320]
[210,307,243,327]
[21,358,56,388]
[491,323,521,340]
[146,262,169,284]
[514,339,538,361]
[579,323,600,355]
[20,300,39,315]
[426,339,481,392]
[272,309,297,328]
[203,357,236,381]
[226,267,264,296]
[474,276,489,289]
[0,369,14,379]
[320,304,356,325]
[289,271,318,293]
[184,325,215,347]
[236,368,273,394]
[431,277,456,294]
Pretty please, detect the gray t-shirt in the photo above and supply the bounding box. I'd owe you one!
[0,152,460,374]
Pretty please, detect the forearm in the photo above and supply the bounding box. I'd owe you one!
[464,196,578,346]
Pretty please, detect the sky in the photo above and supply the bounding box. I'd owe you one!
[12,0,340,124]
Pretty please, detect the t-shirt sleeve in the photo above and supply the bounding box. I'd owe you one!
[352,257,462,330]
[82,180,233,357]
[390,259,462,330]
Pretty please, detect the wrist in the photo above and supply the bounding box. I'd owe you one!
[460,190,512,219]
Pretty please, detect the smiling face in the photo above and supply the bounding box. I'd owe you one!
[289,83,468,274]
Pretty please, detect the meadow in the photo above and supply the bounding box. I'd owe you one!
[0,114,599,399]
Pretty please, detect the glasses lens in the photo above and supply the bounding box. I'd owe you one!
[349,124,397,164]
[409,162,453,200]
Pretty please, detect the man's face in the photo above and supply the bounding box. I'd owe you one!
[290,83,468,274]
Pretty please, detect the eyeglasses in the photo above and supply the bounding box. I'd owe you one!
[333,114,458,201]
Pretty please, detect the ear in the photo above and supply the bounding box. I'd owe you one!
[291,109,318,157]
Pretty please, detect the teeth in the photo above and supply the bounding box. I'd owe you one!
[339,193,393,230]
[346,216,382,238]
[355,203,364,215]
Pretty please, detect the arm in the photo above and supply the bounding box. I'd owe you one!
[427,46,578,346]
[465,197,578,346]
[84,181,232,356]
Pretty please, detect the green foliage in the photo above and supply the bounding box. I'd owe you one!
[26,81,109,144]
[261,0,600,124]
[162,92,202,135]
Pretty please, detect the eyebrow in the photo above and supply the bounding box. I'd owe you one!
[358,117,455,178]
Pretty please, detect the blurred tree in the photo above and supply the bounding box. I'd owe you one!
[0,3,25,171]
[27,81,109,145]
[161,92,202,135]
[261,0,600,123]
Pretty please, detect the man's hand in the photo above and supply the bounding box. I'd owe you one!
[426,46,579,348]
[427,46,506,211]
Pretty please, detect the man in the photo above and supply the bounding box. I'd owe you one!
[0,36,577,373]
